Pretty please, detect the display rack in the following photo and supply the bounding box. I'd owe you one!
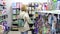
[0,0,8,34]
[11,3,20,31]
[0,1,8,24]
[34,12,59,34]
[11,8,20,31]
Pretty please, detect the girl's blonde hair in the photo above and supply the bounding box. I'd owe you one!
[21,5,27,11]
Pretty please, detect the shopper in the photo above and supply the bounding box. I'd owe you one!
[18,5,30,34]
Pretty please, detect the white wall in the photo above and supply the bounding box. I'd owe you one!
[20,0,48,4]
[6,0,48,27]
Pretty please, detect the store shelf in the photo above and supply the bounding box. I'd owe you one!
[11,3,20,31]
[12,26,18,28]
[11,28,18,31]
[13,14,19,15]
[35,10,60,14]
[12,8,20,10]
[13,19,17,21]
[12,21,18,25]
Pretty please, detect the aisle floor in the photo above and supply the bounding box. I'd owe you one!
[8,31,20,34]
[8,31,32,34]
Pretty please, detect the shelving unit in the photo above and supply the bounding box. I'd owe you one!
[27,3,60,34]
[35,10,60,14]
[0,0,8,34]
[57,2,60,33]
[34,11,59,34]
[0,0,8,24]
[11,3,20,31]
[11,8,20,31]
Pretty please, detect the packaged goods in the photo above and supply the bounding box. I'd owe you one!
[12,10,16,14]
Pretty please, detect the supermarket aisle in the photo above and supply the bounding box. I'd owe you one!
[8,31,20,34]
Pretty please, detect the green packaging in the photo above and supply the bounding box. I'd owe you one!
[12,15,16,19]
[16,9,20,15]
[53,0,57,2]
[13,20,18,24]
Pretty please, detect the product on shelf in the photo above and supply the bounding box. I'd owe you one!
[12,15,17,19]
[48,3,53,10]
[31,7,35,11]
[11,2,21,31]
[16,2,20,8]
[34,12,58,34]
[2,15,8,19]
[31,3,35,7]
[12,10,16,14]
[42,3,49,11]
[56,14,60,33]
[0,11,2,16]
[16,9,20,15]
[52,2,57,10]
[37,3,42,11]
[12,20,18,24]
[2,21,10,32]
[0,6,3,11]
[0,25,5,34]
[11,20,19,31]
[35,12,38,17]
[34,3,39,7]
[12,3,16,8]
[57,1,60,10]
[2,9,7,15]
[43,24,47,34]
[53,0,57,2]
[0,0,8,33]
[28,7,31,11]
[0,16,3,22]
